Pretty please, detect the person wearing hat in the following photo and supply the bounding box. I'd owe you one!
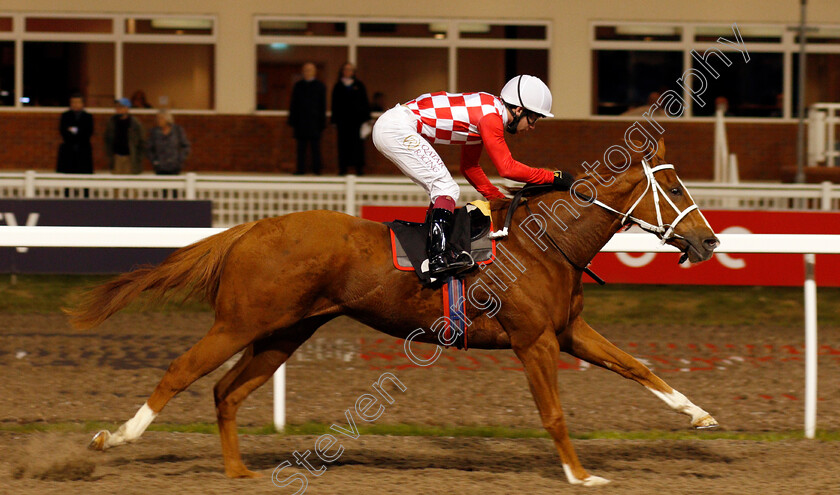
[105,97,146,174]
[372,74,575,278]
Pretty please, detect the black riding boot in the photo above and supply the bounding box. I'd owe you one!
[426,208,474,277]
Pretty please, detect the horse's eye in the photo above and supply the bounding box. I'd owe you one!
[670,187,682,196]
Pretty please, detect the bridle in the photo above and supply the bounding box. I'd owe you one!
[493,159,709,282]
[587,159,705,245]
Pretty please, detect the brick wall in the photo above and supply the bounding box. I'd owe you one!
[0,112,797,181]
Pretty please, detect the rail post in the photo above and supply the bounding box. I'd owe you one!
[820,181,832,211]
[345,174,357,216]
[803,253,817,439]
[273,364,286,432]
[24,170,36,198]
[185,172,197,200]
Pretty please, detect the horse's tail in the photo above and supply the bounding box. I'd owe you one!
[64,221,259,330]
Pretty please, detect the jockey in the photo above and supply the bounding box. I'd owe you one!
[372,74,574,278]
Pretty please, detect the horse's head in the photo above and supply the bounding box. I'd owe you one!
[607,140,719,263]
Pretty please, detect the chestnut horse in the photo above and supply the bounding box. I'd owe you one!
[68,141,720,486]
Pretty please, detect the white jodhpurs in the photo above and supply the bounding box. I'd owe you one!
[372,105,460,202]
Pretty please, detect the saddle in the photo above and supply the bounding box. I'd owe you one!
[385,202,496,285]
[385,202,496,350]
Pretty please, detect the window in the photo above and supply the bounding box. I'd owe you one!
[691,52,783,118]
[25,17,112,34]
[0,41,13,106]
[256,44,346,110]
[360,22,441,39]
[255,17,550,114]
[595,24,682,42]
[458,23,547,40]
[258,20,345,37]
[126,18,213,36]
[359,47,448,105]
[124,44,214,110]
[457,48,548,95]
[1,14,216,110]
[591,21,840,119]
[695,25,782,43]
[792,53,840,114]
[23,42,115,107]
[123,16,216,110]
[593,50,682,115]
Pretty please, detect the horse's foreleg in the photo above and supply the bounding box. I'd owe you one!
[90,320,258,451]
[214,320,322,478]
[513,330,610,487]
[561,317,718,429]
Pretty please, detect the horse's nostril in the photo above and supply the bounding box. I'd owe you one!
[703,237,720,250]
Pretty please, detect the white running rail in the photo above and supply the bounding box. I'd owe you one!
[0,172,838,227]
[0,226,834,439]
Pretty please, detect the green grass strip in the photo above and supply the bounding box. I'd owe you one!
[4,275,840,327]
[2,421,838,442]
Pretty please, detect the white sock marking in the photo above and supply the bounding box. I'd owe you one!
[563,463,610,486]
[562,463,583,484]
[647,388,708,423]
[109,402,157,446]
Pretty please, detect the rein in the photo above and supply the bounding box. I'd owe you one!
[492,183,606,285]
[491,159,707,279]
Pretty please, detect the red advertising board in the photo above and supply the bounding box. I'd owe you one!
[360,206,840,287]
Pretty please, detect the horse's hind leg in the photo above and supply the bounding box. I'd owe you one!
[213,317,326,478]
[560,316,718,429]
[89,319,263,451]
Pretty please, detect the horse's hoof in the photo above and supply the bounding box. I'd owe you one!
[227,468,263,479]
[89,430,111,451]
[693,414,719,429]
[583,475,611,487]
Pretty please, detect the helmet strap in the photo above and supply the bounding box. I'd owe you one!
[504,104,523,134]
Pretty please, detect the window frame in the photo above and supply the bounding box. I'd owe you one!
[0,12,217,113]
[590,20,840,122]
[253,16,552,116]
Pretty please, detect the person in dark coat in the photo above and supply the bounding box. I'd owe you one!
[56,93,94,174]
[104,98,146,174]
[288,62,327,175]
[331,62,371,175]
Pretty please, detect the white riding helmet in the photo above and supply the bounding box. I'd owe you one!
[500,75,554,118]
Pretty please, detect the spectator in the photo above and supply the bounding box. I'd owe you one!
[331,63,371,176]
[105,98,146,174]
[288,62,326,175]
[131,90,153,109]
[147,109,191,175]
[56,93,94,174]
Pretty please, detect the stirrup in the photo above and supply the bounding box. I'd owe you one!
[428,251,475,277]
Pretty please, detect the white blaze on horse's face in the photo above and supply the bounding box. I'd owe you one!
[592,159,720,263]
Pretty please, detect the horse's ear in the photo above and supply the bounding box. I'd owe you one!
[656,138,666,160]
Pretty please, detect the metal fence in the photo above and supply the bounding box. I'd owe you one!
[0,171,837,227]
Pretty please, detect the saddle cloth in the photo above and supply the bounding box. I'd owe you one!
[385,202,496,284]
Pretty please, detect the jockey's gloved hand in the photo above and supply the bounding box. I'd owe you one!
[552,171,575,190]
